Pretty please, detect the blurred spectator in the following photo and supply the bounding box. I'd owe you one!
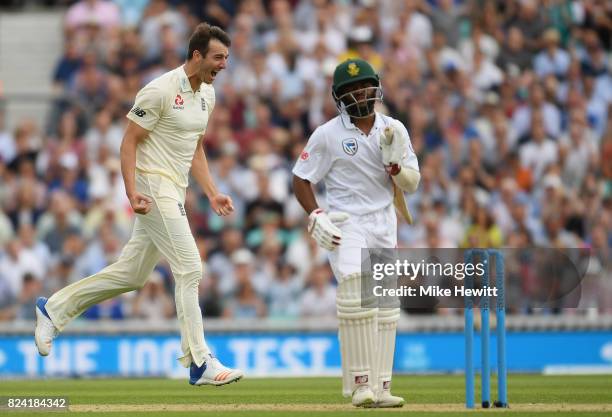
[68,51,110,116]
[244,171,284,232]
[53,38,82,90]
[267,261,302,318]
[430,0,465,49]
[459,22,500,67]
[6,178,45,231]
[132,270,175,320]
[559,110,599,190]
[113,0,150,27]
[286,228,327,281]
[65,0,121,32]
[412,213,455,249]
[519,112,559,184]
[401,0,433,52]
[223,248,266,318]
[44,255,77,295]
[199,268,224,318]
[37,190,83,254]
[17,223,51,273]
[506,0,547,53]
[60,231,87,279]
[492,178,520,237]
[338,26,383,72]
[0,239,44,298]
[509,193,545,245]
[512,81,561,140]
[581,66,610,139]
[0,273,41,321]
[427,30,465,77]
[140,0,188,62]
[7,120,40,173]
[496,26,532,74]
[85,109,123,159]
[78,224,122,276]
[299,264,336,317]
[208,227,244,297]
[462,205,504,248]
[82,198,131,241]
[470,47,504,98]
[533,28,571,79]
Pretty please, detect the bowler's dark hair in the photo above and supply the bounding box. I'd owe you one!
[187,23,231,60]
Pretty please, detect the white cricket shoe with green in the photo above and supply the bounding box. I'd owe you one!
[352,385,375,407]
[374,390,405,408]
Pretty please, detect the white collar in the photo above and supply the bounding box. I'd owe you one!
[178,65,200,93]
[340,112,384,135]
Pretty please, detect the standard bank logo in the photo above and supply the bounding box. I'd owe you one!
[342,138,358,156]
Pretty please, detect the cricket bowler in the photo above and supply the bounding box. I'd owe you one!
[292,59,420,407]
[34,23,244,386]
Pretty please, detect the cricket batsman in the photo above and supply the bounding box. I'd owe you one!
[34,23,244,386]
[292,59,420,407]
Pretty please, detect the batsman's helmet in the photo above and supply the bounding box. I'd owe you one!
[331,58,382,118]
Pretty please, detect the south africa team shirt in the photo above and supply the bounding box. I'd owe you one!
[127,65,215,188]
[293,112,419,215]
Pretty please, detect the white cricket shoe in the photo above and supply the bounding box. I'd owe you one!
[34,297,59,356]
[352,385,375,407]
[189,355,244,386]
[374,391,405,408]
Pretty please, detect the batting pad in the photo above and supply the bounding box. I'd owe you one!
[375,308,400,393]
[336,273,378,397]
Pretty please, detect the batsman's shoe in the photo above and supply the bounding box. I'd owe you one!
[35,297,58,356]
[352,385,375,407]
[372,391,405,408]
[189,356,244,386]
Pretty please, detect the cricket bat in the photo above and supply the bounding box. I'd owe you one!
[384,126,414,225]
[393,183,414,225]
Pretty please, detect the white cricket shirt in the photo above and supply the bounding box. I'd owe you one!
[293,112,419,215]
[126,65,215,188]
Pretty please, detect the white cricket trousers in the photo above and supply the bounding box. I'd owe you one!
[45,172,211,368]
[328,204,397,280]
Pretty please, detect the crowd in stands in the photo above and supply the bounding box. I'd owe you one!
[0,0,610,320]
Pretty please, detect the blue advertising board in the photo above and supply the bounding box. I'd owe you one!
[1,331,611,377]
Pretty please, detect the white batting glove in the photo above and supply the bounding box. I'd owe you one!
[307,209,350,251]
[379,120,407,169]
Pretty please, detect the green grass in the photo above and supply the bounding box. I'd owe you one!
[1,375,611,416]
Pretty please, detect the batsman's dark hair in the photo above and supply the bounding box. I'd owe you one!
[187,22,231,60]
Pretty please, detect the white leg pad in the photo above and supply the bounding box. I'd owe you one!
[375,308,400,394]
[337,273,378,397]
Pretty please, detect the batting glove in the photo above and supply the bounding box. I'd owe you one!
[379,120,407,175]
[308,209,350,251]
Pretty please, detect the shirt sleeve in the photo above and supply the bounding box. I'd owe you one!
[292,127,333,184]
[126,83,164,131]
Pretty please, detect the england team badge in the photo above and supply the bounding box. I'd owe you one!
[342,138,358,156]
